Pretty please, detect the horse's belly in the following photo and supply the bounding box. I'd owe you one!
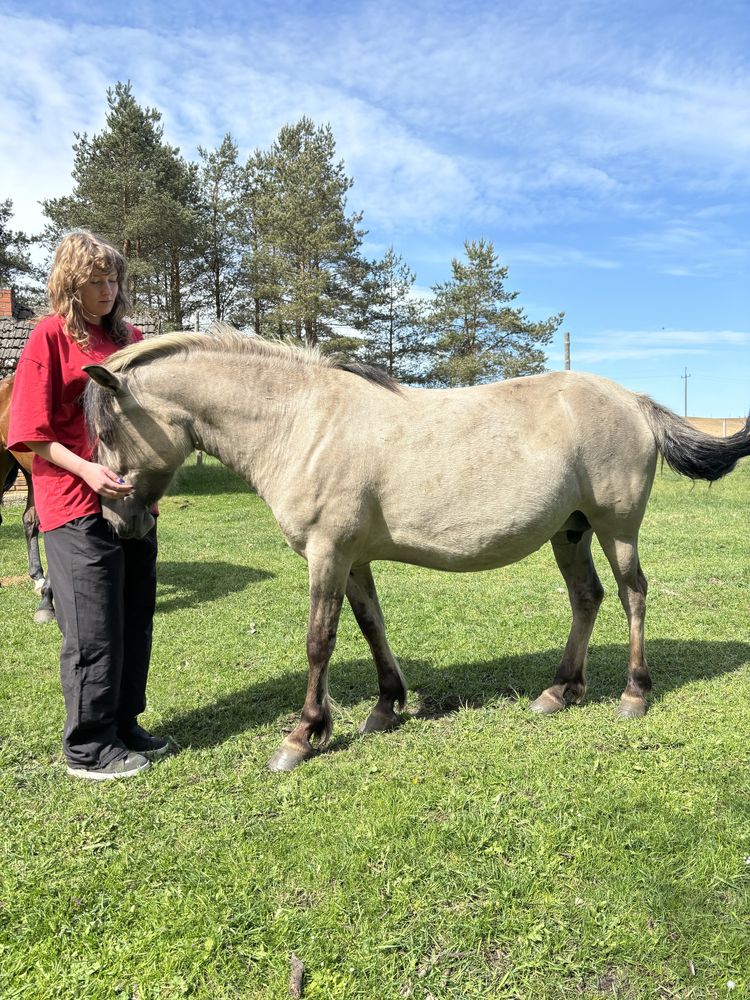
[365,471,577,571]
[367,520,558,572]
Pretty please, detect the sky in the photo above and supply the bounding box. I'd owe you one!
[1,0,748,416]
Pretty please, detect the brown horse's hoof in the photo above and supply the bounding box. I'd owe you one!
[266,740,316,772]
[529,690,566,715]
[359,707,400,734]
[616,695,647,719]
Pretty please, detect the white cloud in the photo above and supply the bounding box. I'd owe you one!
[506,245,621,270]
[620,221,750,278]
[0,12,481,239]
[4,0,749,245]
[571,328,750,364]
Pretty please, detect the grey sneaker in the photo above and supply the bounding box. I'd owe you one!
[119,724,170,759]
[66,752,151,781]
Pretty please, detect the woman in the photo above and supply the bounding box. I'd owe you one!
[8,230,168,780]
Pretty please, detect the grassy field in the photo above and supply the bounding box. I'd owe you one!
[1,456,749,999]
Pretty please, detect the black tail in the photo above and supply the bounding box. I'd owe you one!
[1,455,20,496]
[637,396,750,482]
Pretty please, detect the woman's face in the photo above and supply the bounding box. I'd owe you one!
[80,268,119,322]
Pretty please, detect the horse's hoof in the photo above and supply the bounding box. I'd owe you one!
[359,708,400,734]
[266,741,316,772]
[616,696,647,719]
[529,690,566,715]
[33,610,56,625]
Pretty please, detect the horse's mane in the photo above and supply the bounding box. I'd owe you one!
[106,322,401,393]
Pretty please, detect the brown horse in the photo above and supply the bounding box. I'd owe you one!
[0,375,55,623]
[81,327,750,770]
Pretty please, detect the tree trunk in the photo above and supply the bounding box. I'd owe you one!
[170,251,183,328]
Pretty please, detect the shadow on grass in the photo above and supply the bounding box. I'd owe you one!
[156,560,273,613]
[161,639,750,751]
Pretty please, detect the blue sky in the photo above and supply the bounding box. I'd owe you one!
[1,0,748,415]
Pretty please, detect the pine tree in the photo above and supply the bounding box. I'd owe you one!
[427,239,562,386]
[42,82,202,327]
[148,152,203,329]
[356,247,429,382]
[256,117,367,351]
[234,146,286,336]
[195,134,246,323]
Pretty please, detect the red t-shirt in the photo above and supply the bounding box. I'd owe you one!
[7,314,141,532]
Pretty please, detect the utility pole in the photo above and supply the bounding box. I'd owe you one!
[681,367,691,418]
[564,331,570,371]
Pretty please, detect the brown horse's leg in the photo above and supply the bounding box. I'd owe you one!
[346,563,407,734]
[267,554,349,772]
[22,482,56,624]
[530,529,604,714]
[597,532,650,718]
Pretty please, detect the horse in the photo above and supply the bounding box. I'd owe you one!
[0,375,55,623]
[81,326,750,771]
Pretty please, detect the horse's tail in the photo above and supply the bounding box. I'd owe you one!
[1,454,20,496]
[637,396,750,482]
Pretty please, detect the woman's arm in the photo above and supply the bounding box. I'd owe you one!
[25,441,134,499]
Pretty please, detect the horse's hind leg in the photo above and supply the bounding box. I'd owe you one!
[346,563,407,734]
[530,529,604,714]
[596,531,650,718]
[267,552,350,772]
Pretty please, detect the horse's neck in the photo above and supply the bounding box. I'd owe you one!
[148,355,315,488]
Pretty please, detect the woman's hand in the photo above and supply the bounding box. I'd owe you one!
[79,461,134,499]
[25,441,135,498]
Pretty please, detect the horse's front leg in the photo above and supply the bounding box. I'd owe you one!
[267,554,350,772]
[33,577,55,625]
[23,500,44,585]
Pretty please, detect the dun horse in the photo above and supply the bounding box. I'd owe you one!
[82,327,750,771]
[0,375,55,623]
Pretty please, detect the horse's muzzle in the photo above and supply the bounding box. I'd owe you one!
[101,499,155,540]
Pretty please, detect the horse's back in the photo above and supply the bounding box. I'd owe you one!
[340,371,657,570]
[370,370,655,491]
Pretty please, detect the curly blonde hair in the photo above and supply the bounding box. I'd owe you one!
[48,230,133,348]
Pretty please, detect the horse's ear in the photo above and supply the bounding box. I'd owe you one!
[84,365,123,394]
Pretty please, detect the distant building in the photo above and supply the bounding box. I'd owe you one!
[0,287,162,378]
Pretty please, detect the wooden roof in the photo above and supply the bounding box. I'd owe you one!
[0,300,39,378]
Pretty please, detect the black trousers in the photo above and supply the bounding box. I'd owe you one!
[43,514,157,767]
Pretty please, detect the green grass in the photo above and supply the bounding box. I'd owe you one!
[1,457,749,999]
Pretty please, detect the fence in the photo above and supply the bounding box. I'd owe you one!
[686,417,746,437]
